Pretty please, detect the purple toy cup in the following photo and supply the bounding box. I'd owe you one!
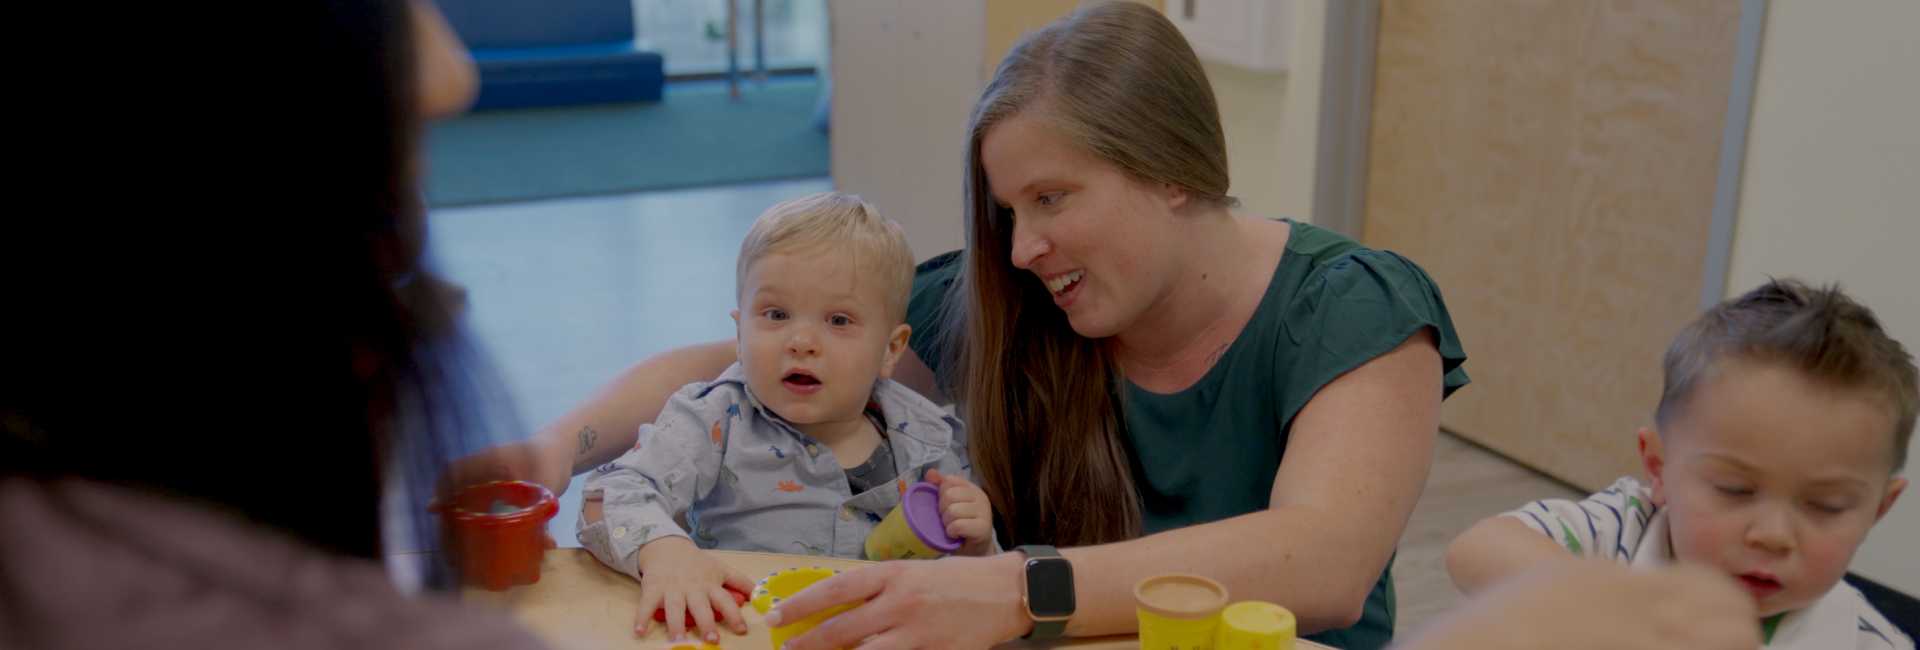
[864,481,963,559]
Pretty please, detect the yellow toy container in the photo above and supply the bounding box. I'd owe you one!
[750,567,859,650]
[1134,574,1230,650]
[1213,601,1295,650]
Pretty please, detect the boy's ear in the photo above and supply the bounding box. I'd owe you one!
[1639,427,1670,507]
[1877,477,1907,522]
[878,323,912,378]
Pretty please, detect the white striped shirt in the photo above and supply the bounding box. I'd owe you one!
[1503,477,1911,650]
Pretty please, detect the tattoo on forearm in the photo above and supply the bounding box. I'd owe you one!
[577,426,599,457]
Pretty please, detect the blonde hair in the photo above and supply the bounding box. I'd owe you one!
[948,1,1232,547]
[736,192,915,322]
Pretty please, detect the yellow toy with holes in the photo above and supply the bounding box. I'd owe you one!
[750,567,860,650]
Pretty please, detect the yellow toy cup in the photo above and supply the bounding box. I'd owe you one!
[1213,601,1295,650]
[751,567,859,650]
[864,481,963,560]
[1135,574,1230,650]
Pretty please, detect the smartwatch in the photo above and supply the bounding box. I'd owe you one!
[1014,545,1075,639]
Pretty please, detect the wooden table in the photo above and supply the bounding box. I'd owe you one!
[462,548,1329,649]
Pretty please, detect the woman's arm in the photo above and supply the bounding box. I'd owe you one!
[461,342,943,496]
[1057,330,1442,634]
[529,341,739,488]
[444,341,738,495]
[771,332,1444,648]
[551,343,947,473]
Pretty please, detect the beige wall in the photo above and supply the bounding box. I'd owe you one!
[984,0,1165,81]
[983,0,1085,81]
[985,0,1315,221]
[828,1,984,261]
[1207,61,1295,220]
[1245,0,1323,222]
[1724,0,1920,592]
[832,1,1323,262]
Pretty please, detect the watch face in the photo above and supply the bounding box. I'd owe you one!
[1025,558,1076,618]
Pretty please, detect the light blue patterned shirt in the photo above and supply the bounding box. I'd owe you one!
[578,363,972,575]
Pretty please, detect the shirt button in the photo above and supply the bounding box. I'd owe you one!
[613,526,629,538]
[806,444,820,457]
[840,507,854,521]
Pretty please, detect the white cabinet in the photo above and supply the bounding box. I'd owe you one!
[1165,0,1293,72]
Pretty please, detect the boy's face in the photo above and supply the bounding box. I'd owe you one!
[733,247,910,429]
[1641,359,1906,617]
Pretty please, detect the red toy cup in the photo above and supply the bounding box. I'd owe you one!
[438,480,559,591]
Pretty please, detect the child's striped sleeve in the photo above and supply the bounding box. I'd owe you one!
[1499,476,1655,562]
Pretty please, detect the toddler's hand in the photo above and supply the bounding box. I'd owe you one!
[927,468,995,555]
[633,536,755,643]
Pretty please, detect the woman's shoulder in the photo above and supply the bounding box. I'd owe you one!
[914,249,965,277]
[1257,219,1470,400]
[1271,219,1447,316]
[905,251,965,373]
[1273,219,1420,282]
[908,250,964,318]
[1277,218,1367,265]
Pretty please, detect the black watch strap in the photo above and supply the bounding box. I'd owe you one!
[1016,545,1072,640]
[1028,618,1069,640]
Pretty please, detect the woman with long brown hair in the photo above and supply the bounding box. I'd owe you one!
[501,3,1464,648]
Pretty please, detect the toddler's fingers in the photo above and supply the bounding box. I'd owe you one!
[711,584,749,635]
[664,591,689,641]
[687,589,721,644]
[634,586,664,636]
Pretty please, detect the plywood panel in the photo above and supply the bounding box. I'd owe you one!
[1362,0,1740,490]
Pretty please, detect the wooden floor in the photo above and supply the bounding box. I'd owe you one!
[430,180,1587,637]
[1392,432,1581,633]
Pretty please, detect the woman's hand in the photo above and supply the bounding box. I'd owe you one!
[444,437,576,497]
[767,554,1032,650]
[634,537,756,643]
[926,469,994,555]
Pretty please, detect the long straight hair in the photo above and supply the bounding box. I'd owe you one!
[1,0,521,574]
[947,2,1234,547]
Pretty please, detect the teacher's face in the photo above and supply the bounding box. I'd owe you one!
[980,111,1190,339]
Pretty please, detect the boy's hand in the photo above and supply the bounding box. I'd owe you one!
[633,536,756,643]
[927,468,994,555]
